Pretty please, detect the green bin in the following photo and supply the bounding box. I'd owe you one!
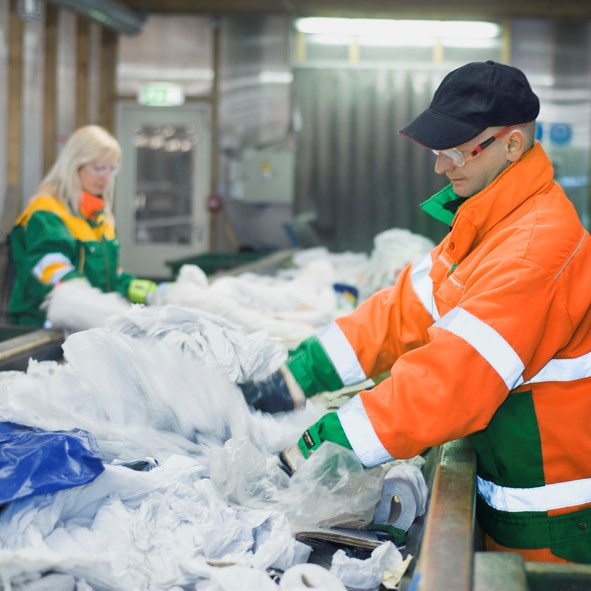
[165,252,271,278]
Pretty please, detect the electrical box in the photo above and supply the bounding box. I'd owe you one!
[241,149,294,205]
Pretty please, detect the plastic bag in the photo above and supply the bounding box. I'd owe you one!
[0,421,104,504]
[278,442,385,529]
[210,439,384,530]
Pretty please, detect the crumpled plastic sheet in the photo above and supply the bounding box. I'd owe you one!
[280,563,347,590]
[210,440,384,530]
[0,422,104,505]
[358,228,435,301]
[155,231,434,349]
[0,307,397,590]
[0,311,318,463]
[103,305,286,384]
[0,451,383,590]
[330,541,404,590]
[159,266,320,350]
[0,456,310,590]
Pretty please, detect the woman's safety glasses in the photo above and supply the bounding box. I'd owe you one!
[87,162,120,177]
[432,124,526,168]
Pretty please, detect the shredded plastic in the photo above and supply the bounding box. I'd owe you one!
[0,306,401,590]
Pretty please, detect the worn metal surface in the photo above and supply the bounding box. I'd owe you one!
[210,248,297,278]
[0,328,64,371]
[474,552,527,591]
[525,561,591,591]
[413,439,477,591]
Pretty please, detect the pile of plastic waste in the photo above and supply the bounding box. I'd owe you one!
[0,306,415,590]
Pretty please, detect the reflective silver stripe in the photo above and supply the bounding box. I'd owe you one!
[410,253,440,321]
[524,351,591,385]
[338,395,394,468]
[33,253,74,285]
[316,322,367,386]
[436,308,525,391]
[478,475,591,512]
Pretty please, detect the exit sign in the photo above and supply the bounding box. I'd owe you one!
[138,83,185,107]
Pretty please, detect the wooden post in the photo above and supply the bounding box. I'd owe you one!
[99,27,117,133]
[6,0,23,195]
[1,0,24,321]
[208,18,221,252]
[43,2,58,175]
[76,17,90,128]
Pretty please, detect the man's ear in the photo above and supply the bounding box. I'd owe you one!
[506,130,526,162]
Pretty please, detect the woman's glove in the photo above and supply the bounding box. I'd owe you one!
[128,279,175,305]
[127,279,157,304]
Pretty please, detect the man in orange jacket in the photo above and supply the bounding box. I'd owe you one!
[239,60,591,563]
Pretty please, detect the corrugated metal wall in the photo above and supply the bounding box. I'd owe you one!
[294,66,449,251]
[292,21,591,252]
[512,20,591,229]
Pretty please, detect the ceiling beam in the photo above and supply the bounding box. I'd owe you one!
[120,0,591,20]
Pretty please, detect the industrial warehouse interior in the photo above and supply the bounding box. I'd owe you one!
[0,0,591,589]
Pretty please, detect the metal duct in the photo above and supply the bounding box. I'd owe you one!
[48,0,147,35]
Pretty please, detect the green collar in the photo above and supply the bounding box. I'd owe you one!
[420,183,462,225]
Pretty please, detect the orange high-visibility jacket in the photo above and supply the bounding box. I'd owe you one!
[288,142,591,561]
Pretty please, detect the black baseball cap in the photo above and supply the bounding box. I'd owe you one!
[398,60,540,150]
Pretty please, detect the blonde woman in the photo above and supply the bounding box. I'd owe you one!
[8,125,157,331]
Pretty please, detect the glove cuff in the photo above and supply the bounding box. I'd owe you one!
[128,279,157,304]
[239,365,305,413]
[279,444,306,476]
[297,411,352,459]
[279,365,305,409]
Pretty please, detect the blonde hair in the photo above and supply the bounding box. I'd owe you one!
[36,125,122,217]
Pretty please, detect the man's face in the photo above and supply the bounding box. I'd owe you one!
[434,127,512,198]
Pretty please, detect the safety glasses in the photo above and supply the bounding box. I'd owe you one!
[432,124,527,168]
[86,162,120,177]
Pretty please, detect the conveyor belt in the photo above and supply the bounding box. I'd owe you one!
[405,438,591,591]
[0,328,65,371]
[209,248,298,278]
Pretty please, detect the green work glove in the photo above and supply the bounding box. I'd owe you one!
[280,412,353,475]
[128,279,157,304]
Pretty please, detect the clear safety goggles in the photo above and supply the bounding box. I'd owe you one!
[87,162,120,177]
[431,124,526,168]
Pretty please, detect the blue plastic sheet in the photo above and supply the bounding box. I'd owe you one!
[0,421,104,505]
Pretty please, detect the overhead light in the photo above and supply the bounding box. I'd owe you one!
[48,0,147,35]
[295,17,501,42]
[442,38,501,49]
[259,71,293,84]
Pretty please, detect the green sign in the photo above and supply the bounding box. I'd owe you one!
[138,83,185,107]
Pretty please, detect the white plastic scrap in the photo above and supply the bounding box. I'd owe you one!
[156,265,319,350]
[0,308,316,463]
[359,228,434,301]
[104,304,286,383]
[280,563,347,590]
[151,229,434,349]
[330,541,405,590]
[0,457,308,590]
[0,306,395,590]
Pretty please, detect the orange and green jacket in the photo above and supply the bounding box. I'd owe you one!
[288,142,591,562]
[8,193,136,326]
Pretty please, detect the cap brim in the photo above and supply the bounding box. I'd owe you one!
[398,108,486,150]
